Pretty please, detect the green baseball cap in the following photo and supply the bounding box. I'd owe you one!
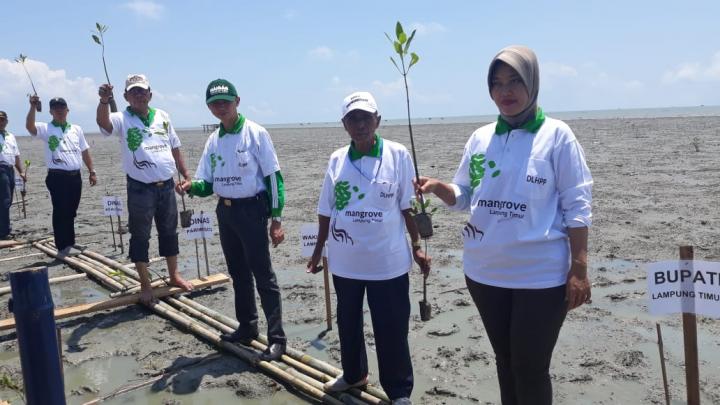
[206,79,238,104]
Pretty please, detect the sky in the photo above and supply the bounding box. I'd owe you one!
[1,0,719,133]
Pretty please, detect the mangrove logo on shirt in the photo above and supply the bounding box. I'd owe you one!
[476,199,527,220]
[469,153,501,190]
[334,180,364,210]
[213,175,243,187]
[344,209,383,224]
[463,222,484,240]
[210,153,225,174]
[48,135,66,165]
[126,128,157,170]
[331,218,354,245]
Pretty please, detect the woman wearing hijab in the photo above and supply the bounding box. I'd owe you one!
[416,45,593,404]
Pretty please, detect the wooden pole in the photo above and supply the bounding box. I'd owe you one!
[680,245,700,405]
[109,216,117,250]
[117,215,124,254]
[656,323,671,405]
[322,256,333,331]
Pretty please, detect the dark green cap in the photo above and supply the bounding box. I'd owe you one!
[206,79,238,104]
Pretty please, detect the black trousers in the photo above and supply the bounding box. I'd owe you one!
[45,170,82,250]
[0,165,13,238]
[216,195,286,344]
[333,273,413,400]
[466,277,567,405]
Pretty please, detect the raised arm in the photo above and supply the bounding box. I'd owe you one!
[96,84,114,133]
[25,95,39,136]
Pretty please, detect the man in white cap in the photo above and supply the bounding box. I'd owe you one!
[96,74,193,304]
[306,91,430,404]
[26,95,97,256]
[177,78,287,361]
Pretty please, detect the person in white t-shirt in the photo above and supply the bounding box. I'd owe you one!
[96,74,194,305]
[26,96,97,256]
[416,46,593,405]
[0,111,27,239]
[177,78,287,361]
[306,92,430,404]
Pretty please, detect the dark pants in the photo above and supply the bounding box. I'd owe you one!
[216,195,286,344]
[45,170,82,250]
[126,176,179,263]
[0,165,14,238]
[333,273,413,400]
[466,277,567,405]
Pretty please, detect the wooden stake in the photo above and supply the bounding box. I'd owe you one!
[109,216,117,250]
[680,245,700,405]
[322,256,333,331]
[656,323,671,405]
[117,215,124,254]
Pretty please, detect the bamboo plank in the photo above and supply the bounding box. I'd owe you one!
[0,273,229,331]
[0,273,87,296]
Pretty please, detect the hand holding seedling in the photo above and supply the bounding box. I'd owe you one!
[92,23,118,112]
[15,54,41,112]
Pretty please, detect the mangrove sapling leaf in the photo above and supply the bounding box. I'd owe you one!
[15,53,41,111]
[91,22,118,112]
[385,21,433,238]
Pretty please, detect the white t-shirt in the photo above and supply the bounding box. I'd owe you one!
[317,138,415,281]
[194,118,280,198]
[0,132,19,166]
[34,122,89,171]
[449,117,593,289]
[101,108,180,183]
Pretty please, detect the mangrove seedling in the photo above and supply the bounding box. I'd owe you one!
[91,22,118,112]
[15,53,41,112]
[386,21,433,238]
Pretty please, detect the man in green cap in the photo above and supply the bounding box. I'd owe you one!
[177,78,287,361]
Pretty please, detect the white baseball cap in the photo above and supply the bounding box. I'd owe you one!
[125,74,150,91]
[341,91,378,119]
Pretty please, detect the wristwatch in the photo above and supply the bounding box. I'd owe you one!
[411,240,422,249]
[89,170,97,175]
[272,217,282,223]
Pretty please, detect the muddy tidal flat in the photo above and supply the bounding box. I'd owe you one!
[1,115,720,404]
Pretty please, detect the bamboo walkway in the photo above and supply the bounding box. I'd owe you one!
[1,239,389,404]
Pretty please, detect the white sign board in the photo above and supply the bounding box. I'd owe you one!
[184,212,214,240]
[646,260,720,318]
[14,177,24,188]
[102,196,124,216]
[300,223,326,258]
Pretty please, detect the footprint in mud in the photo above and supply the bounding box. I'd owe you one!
[452,298,472,307]
[605,292,629,302]
[427,323,460,337]
[615,350,646,368]
[593,276,617,287]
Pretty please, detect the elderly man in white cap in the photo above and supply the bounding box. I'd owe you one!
[306,91,430,405]
[96,74,193,305]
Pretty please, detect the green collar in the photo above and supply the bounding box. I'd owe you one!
[494,107,545,135]
[218,114,245,138]
[51,120,70,133]
[349,134,382,161]
[126,106,156,128]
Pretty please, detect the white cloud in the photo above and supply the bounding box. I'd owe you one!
[283,9,296,20]
[410,22,446,36]
[662,51,720,83]
[542,62,578,78]
[371,78,405,97]
[122,1,165,20]
[308,46,333,60]
[247,102,276,118]
[0,58,98,111]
